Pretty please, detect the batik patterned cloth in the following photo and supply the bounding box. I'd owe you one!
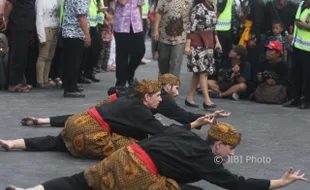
[91,95,116,108]
[84,145,181,190]
[61,111,136,159]
[187,2,217,74]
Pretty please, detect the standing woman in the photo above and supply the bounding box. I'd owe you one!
[185,0,221,109]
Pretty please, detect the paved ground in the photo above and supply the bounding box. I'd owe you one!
[0,40,309,190]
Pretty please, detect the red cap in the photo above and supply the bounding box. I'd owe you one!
[265,40,283,52]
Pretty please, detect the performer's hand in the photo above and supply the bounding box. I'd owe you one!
[193,116,215,128]
[208,110,231,119]
[280,168,307,186]
[201,116,215,125]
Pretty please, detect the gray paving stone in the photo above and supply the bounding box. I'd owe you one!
[0,40,309,189]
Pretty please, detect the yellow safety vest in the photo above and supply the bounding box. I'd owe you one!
[60,0,64,25]
[89,0,99,27]
[97,0,104,25]
[142,0,149,19]
[216,0,232,31]
[292,1,310,52]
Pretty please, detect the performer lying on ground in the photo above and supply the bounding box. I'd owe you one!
[0,79,218,159]
[20,74,214,128]
[5,122,307,190]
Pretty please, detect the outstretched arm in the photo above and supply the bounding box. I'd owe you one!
[155,96,204,124]
[197,155,307,190]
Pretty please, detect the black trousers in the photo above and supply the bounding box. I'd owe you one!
[290,47,310,102]
[217,30,233,68]
[248,34,261,82]
[7,28,32,85]
[114,26,145,86]
[24,133,68,152]
[42,172,91,190]
[63,38,84,93]
[41,171,203,190]
[25,31,38,86]
[50,114,72,127]
[81,27,102,77]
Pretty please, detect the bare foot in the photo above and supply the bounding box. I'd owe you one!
[0,139,12,151]
[20,117,41,126]
[6,185,25,190]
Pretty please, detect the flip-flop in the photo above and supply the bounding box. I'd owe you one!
[20,117,39,126]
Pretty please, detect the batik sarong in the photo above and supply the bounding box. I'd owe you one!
[61,110,136,159]
[84,143,180,190]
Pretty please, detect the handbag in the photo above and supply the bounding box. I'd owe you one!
[189,31,214,48]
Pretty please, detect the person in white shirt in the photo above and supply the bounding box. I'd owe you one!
[35,0,60,88]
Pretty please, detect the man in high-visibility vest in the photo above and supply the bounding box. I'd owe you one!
[215,0,233,67]
[284,0,310,109]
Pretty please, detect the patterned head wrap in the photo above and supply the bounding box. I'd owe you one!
[158,73,181,86]
[208,122,242,147]
[134,79,162,94]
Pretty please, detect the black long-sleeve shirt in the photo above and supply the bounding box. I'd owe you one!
[247,0,265,36]
[139,125,271,189]
[258,60,289,86]
[152,90,203,124]
[96,96,191,140]
[50,90,203,128]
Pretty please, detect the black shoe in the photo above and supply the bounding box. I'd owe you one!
[128,79,134,87]
[283,98,300,107]
[78,76,92,84]
[185,99,199,108]
[64,92,86,98]
[203,102,217,110]
[300,101,310,109]
[85,75,100,83]
[76,88,84,92]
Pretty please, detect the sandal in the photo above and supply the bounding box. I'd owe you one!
[8,84,30,93]
[20,117,40,126]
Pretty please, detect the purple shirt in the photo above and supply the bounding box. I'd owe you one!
[113,0,144,33]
